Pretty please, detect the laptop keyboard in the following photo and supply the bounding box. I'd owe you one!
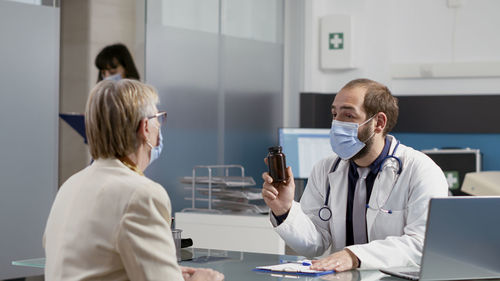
[401,271,419,276]
[400,271,420,279]
[380,269,420,281]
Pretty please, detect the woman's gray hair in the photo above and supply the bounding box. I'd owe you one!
[85,79,159,159]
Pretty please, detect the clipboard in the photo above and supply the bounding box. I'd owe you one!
[253,262,335,277]
[59,113,87,143]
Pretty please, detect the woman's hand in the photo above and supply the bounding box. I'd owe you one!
[181,266,224,281]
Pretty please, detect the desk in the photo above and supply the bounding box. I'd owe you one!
[13,248,397,281]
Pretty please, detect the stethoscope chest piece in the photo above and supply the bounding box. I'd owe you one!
[319,206,332,221]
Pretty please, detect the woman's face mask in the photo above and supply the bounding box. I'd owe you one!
[104,73,122,81]
[147,124,163,165]
[329,115,375,160]
[101,62,126,81]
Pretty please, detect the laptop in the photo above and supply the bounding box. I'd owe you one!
[380,197,500,280]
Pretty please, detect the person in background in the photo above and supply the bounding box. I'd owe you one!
[44,79,223,281]
[262,78,448,272]
[95,43,140,82]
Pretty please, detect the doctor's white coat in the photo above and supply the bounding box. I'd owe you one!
[271,135,448,269]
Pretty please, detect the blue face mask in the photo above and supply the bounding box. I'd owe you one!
[147,125,163,165]
[329,116,374,160]
[104,73,122,81]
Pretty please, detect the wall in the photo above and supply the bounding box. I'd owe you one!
[282,0,306,127]
[59,0,145,185]
[292,0,500,172]
[299,0,500,95]
[58,0,92,187]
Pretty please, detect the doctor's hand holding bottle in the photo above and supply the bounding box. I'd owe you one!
[261,159,295,216]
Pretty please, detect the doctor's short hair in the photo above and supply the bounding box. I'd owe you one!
[85,79,158,159]
[342,78,399,135]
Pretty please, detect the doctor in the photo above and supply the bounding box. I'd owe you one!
[262,78,448,272]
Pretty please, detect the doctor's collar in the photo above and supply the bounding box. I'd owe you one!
[350,135,391,175]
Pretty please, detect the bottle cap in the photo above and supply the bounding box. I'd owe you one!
[268,146,282,153]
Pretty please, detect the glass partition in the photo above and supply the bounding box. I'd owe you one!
[145,0,284,213]
[0,0,59,279]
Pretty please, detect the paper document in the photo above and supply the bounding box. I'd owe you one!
[253,260,335,276]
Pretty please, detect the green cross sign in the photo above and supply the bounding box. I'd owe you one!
[444,171,460,190]
[329,33,344,50]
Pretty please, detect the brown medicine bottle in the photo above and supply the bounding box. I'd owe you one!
[267,146,287,183]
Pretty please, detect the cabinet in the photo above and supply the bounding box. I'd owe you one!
[175,212,285,255]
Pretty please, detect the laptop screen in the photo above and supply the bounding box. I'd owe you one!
[419,197,500,280]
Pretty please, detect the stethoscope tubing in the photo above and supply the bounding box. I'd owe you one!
[318,140,402,221]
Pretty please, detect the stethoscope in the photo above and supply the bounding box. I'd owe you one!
[318,140,403,221]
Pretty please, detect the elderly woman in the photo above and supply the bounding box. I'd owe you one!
[44,80,223,281]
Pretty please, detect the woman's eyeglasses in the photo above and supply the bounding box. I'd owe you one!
[148,111,167,126]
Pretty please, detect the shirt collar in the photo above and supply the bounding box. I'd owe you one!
[350,135,391,175]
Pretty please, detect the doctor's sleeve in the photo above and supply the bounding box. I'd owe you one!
[115,184,184,281]
[273,158,333,257]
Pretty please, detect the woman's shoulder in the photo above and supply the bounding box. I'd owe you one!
[118,169,167,198]
[90,158,169,199]
[111,170,172,213]
[134,176,168,198]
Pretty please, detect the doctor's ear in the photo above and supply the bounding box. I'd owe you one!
[373,112,387,134]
